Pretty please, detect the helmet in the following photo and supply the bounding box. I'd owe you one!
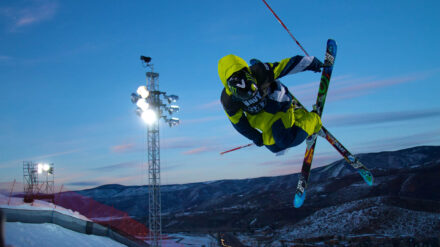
[226,68,258,101]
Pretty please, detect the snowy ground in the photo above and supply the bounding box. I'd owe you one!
[235,197,440,247]
[1,193,127,246]
[1,193,218,246]
[166,233,218,247]
[5,222,127,247]
[278,196,440,241]
[0,193,89,221]
[4,222,218,247]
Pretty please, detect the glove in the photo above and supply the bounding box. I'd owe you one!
[310,111,323,134]
[306,57,325,73]
[311,104,319,114]
[252,134,264,147]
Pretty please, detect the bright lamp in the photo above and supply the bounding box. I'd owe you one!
[43,164,50,172]
[141,109,157,125]
[136,98,149,111]
[37,164,43,174]
[137,86,150,99]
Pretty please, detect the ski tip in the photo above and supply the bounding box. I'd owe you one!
[358,170,374,186]
[327,39,337,46]
[293,191,306,208]
[326,39,337,58]
[366,176,374,186]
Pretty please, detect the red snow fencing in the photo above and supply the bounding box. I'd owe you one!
[53,191,149,240]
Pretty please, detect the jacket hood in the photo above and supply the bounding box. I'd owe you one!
[218,54,249,95]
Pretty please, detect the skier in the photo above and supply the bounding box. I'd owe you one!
[218,54,325,154]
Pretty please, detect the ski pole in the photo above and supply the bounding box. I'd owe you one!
[261,0,310,57]
[220,143,254,155]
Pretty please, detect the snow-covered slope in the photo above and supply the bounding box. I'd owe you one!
[0,194,89,221]
[280,196,440,238]
[5,222,127,247]
[1,194,139,247]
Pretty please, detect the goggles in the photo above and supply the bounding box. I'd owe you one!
[227,69,258,101]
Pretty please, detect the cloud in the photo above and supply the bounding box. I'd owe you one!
[289,72,432,105]
[329,74,427,101]
[197,100,221,110]
[183,146,216,155]
[162,136,224,155]
[161,137,197,149]
[326,109,440,127]
[180,116,224,125]
[111,143,137,153]
[33,149,82,160]
[0,149,82,169]
[0,0,58,31]
[0,55,11,60]
[359,128,440,152]
[162,164,183,171]
[90,161,141,171]
[65,181,101,187]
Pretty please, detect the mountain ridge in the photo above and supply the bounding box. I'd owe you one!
[80,145,440,192]
[66,145,440,243]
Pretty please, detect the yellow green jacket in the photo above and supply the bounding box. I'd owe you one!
[218,54,322,146]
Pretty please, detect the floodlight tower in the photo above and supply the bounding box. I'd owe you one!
[23,161,37,203]
[23,161,54,203]
[131,56,180,247]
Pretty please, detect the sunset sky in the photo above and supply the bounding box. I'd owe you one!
[1,0,439,191]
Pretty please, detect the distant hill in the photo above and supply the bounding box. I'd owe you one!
[69,145,440,244]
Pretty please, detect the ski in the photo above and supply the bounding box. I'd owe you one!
[294,39,337,208]
[318,127,374,185]
[289,97,374,186]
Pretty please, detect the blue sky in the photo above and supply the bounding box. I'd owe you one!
[1,0,439,191]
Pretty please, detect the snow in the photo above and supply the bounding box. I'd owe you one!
[310,184,325,192]
[249,218,257,225]
[0,193,89,221]
[279,197,440,239]
[1,194,128,246]
[4,220,213,247]
[235,196,440,246]
[1,193,214,246]
[236,234,259,246]
[5,222,127,247]
[348,181,368,187]
[166,233,218,246]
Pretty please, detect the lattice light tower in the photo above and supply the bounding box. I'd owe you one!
[131,56,180,247]
[23,161,54,203]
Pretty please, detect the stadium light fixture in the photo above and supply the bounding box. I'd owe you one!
[131,79,180,127]
[131,93,141,104]
[136,98,149,111]
[168,117,180,127]
[43,164,50,172]
[37,163,51,174]
[168,105,180,114]
[141,109,157,125]
[137,86,150,99]
[165,95,179,104]
[37,164,43,174]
